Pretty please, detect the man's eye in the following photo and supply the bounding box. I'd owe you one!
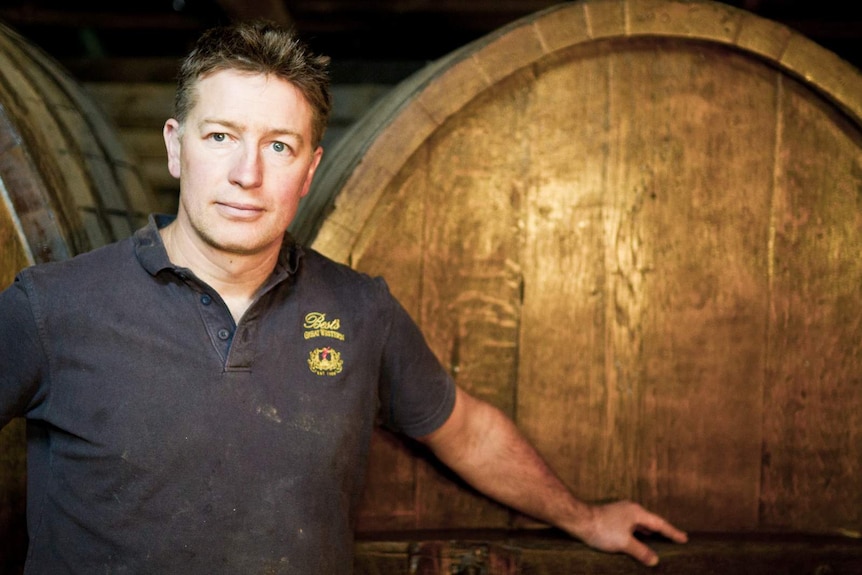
[211,133,227,142]
[272,141,287,153]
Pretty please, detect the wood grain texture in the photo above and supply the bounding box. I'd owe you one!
[601,40,776,530]
[761,74,862,534]
[516,44,615,506]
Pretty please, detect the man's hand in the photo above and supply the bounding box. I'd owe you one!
[574,500,688,567]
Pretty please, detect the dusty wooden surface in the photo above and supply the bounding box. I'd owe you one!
[354,530,862,574]
[297,0,862,536]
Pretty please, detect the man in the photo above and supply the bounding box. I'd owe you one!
[0,21,686,573]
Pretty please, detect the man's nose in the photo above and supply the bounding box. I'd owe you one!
[229,144,263,188]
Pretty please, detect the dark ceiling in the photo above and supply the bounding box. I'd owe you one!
[1,0,861,84]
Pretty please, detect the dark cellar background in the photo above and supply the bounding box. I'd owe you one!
[1,0,861,84]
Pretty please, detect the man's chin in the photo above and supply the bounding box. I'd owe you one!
[201,234,282,257]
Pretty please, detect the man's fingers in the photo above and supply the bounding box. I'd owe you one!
[638,510,689,544]
[622,505,688,566]
[623,537,660,567]
[584,501,687,567]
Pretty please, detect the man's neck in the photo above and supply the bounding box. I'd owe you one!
[159,221,280,323]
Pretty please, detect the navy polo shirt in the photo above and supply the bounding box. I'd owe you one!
[0,216,456,574]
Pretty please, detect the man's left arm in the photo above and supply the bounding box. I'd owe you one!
[417,386,688,567]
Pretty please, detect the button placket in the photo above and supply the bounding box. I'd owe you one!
[194,289,234,362]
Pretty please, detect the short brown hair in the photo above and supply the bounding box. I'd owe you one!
[174,21,332,148]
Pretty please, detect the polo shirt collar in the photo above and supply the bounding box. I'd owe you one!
[133,214,304,280]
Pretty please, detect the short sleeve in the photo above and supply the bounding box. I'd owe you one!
[376,283,456,438]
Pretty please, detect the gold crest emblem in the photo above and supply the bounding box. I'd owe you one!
[307,346,344,376]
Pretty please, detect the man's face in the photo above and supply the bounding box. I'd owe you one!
[163,69,322,257]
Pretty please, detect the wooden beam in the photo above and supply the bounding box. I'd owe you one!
[354,531,862,574]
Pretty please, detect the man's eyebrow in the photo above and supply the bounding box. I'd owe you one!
[199,118,305,142]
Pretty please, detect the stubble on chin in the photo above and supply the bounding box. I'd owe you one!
[193,217,284,257]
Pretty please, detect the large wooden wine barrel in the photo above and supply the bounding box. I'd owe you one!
[289,0,862,553]
[0,20,157,573]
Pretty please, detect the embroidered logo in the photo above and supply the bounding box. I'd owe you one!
[303,312,345,341]
[308,347,343,376]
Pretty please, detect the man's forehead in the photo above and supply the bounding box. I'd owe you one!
[186,70,313,128]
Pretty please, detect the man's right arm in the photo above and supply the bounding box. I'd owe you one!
[418,386,688,567]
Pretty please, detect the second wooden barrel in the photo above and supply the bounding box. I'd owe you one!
[0,21,155,269]
[291,0,862,537]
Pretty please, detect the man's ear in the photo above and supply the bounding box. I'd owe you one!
[163,119,182,179]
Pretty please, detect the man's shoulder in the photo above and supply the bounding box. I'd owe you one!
[16,236,137,291]
[299,247,382,287]
[295,247,393,304]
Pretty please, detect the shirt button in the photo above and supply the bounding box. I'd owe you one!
[200,294,212,305]
[217,329,231,340]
